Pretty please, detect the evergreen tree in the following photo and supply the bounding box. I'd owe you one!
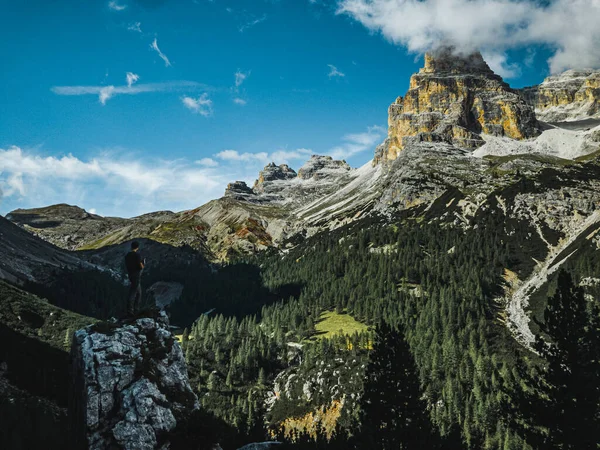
[516,270,600,449]
[356,322,437,449]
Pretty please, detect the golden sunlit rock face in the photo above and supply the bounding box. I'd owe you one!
[520,69,600,122]
[375,48,539,165]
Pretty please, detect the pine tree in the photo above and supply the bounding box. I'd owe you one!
[516,270,600,449]
[357,322,437,449]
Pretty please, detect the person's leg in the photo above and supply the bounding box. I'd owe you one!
[134,282,142,313]
[127,276,139,316]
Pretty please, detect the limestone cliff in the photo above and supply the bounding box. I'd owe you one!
[69,312,198,449]
[520,69,600,122]
[375,48,539,165]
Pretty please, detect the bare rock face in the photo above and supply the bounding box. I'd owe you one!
[376,47,539,165]
[69,312,198,449]
[224,181,256,200]
[520,69,600,122]
[297,155,351,180]
[253,163,297,192]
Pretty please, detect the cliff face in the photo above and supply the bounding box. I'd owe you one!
[520,69,600,122]
[376,48,539,165]
[69,313,198,449]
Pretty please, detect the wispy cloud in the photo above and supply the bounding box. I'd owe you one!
[239,14,267,32]
[233,98,247,106]
[150,38,171,67]
[126,72,140,88]
[196,157,219,167]
[52,80,208,105]
[0,146,226,217]
[327,125,385,160]
[127,22,142,33]
[108,1,127,11]
[215,148,313,165]
[234,70,250,89]
[327,64,345,78]
[337,0,600,74]
[181,93,213,116]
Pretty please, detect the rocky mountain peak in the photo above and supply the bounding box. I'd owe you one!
[421,47,499,79]
[224,181,256,199]
[297,155,351,180]
[253,162,298,192]
[375,49,539,165]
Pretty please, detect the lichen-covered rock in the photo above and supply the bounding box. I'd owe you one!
[376,47,539,165]
[519,69,600,122]
[253,163,297,192]
[69,312,198,449]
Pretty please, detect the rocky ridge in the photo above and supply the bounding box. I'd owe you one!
[69,312,198,449]
[520,69,600,122]
[6,51,600,270]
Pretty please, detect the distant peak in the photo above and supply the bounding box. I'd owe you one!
[253,163,297,192]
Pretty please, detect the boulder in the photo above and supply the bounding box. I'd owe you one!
[69,312,198,449]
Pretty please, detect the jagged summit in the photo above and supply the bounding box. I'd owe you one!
[253,163,297,192]
[224,181,256,199]
[375,49,540,165]
[297,155,351,180]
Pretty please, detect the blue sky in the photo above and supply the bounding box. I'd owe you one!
[1,0,597,217]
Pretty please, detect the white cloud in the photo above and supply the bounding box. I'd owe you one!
[327,64,345,78]
[337,0,600,74]
[235,70,250,89]
[327,125,385,160]
[88,208,97,214]
[181,93,213,116]
[481,52,521,79]
[108,1,127,11]
[239,14,267,32]
[52,81,207,105]
[126,72,140,88]
[98,86,116,105]
[0,145,226,218]
[233,98,247,105]
[215,148,314,165]
[150,38,171,67]
[196,158,219,167]
[128,22,142,33]
[216,150,270,163]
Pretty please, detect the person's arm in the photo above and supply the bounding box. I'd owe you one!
[138,254,145,270]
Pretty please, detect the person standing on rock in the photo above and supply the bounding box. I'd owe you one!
[125,241,145,316]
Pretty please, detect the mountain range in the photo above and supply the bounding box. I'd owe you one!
[2,48,600,449]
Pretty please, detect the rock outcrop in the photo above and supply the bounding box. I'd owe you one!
[297,155,351,180]
[224,181,256,200]
[520,69,600,122]
[375,47,539,165]
[69,312,198,449]
[253,163,297,192]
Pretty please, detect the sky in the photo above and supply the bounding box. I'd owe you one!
[1,0,599,218]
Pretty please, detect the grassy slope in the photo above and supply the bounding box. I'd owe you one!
[0,280,96,350]
[313,310,369,340]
